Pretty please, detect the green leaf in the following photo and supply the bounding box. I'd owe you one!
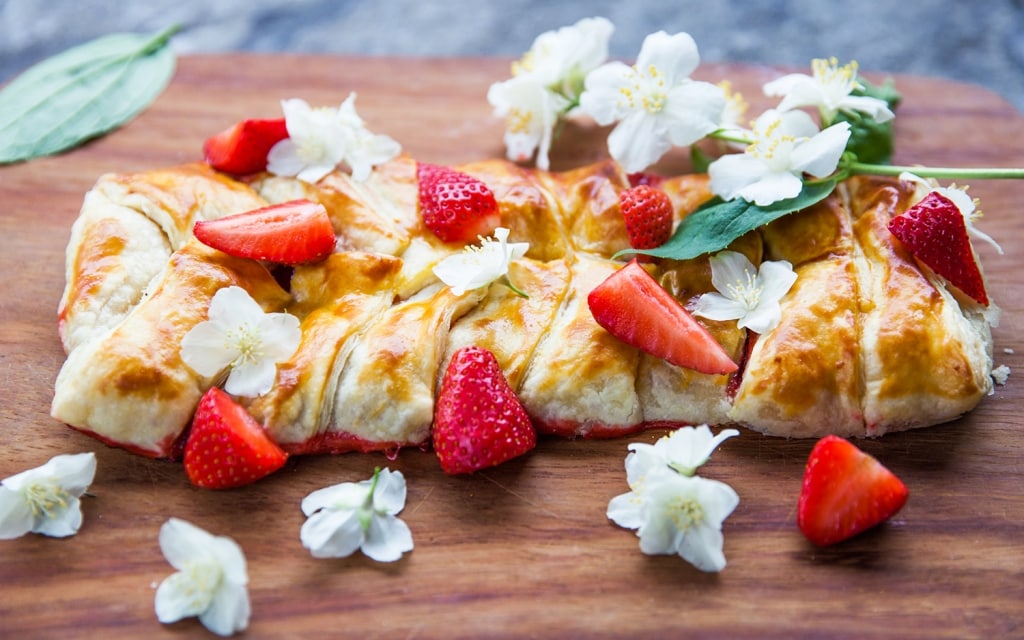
[834,77,902,165]
[620,179,838,261]
[0,25,179,164]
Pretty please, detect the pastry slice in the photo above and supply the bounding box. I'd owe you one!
[58,164,268,352]
[252,155,419,256]
[518,253,644,437]
[51,241,291,457]
[444,257,571,391]
[244,252,403,451]
[536,159,632,257]
[729,195,865,437]
[460,159,569,261]
[848,177,993,434]
[638,232,760,427]
[327,283,485,451]
[58,188,171,353]
[97,163,268,250]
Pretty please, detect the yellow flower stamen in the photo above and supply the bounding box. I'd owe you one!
[724,269,764,309]
[180,561,224,612]
[667,495,706,532]
[226,323,264,367]
[24,480,70,518]
[506,108,533,134]
[812,57,861,93]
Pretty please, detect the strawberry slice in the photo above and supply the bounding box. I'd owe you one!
[203,117,289,176]
[184,387,288,489]
[417,162,501,243]
[619,184,673,249]
[587,260,738,375]
[193,199,336,265]
[433,345,536,475]
[797,435,909,546]
[887,191,989,305]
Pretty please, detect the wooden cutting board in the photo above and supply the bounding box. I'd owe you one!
[1,55,1022,639]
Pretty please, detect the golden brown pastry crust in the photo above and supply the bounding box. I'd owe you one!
[52,160,995,458]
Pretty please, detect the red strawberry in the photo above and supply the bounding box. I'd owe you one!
[887,191,989,305]
[588,260,738,375]
[797,435,909,546]
[193,199,336,265]
[184,387,288,489]
[433,345,536,475]
[417,162,501,243]
[619,185,673,250]
[203,117,289,176]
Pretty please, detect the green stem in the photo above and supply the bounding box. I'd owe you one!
[708,129,754,146]
[846,161,1024,180]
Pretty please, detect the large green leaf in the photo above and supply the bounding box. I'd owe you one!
[0,25,179,164]
[620,179,838,261]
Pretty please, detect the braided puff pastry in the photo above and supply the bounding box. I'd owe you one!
[51,157,995,457]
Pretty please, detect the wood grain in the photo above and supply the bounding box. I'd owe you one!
[1,55,1023,639]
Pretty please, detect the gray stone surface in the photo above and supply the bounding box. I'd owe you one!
[2,0,1022,112]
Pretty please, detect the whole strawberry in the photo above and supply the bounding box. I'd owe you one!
[619,184,674,250]
[797,435,909,546]
[433,345,536,474]
[184,387,288,489]
[417,162,501,243]
[888,191,989,305]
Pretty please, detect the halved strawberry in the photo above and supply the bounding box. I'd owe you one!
[417,162,501,243]
[433,345,536,475]
[797,435,909,546]
[587,260,738,375]
[203,117,289,176]
[184,387,288,489]
[193,199,336,265]
[887,191,989,305]
[619,184,674,250]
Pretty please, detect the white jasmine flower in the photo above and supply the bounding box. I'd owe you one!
[268,94,400,183]
[155,518,250,637]
[511,16,613,97]
[764,57,895,125]
[692,250,797,334]
[578,30,725,173]
[335,93,402,182]
[0,452,96,539]
[608,467,739,572]
[900,171,1004,254]
[300,468,413,562]
[627,425,740,479]
[708,109,850,206]
[180,286,302,398]
[432,227,530,297]
[487,74,569,170]
[487,17,612,170]
[267,98,350,183]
